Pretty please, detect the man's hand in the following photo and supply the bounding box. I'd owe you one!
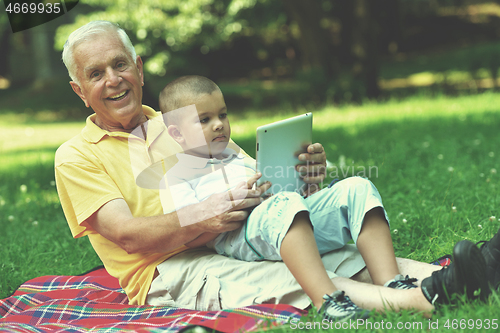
[183,173,271,248]
[296,143,327,197]
[192,173,271,233]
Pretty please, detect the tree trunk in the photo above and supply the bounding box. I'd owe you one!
[281,0,337,76]
[0,22,10,78]
[350,0,381,98]
[30,24,52,88]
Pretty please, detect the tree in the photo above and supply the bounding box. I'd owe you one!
[53,0,389,105]
[0,15,11,80]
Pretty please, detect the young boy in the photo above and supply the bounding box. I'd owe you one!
[157,75,489,321]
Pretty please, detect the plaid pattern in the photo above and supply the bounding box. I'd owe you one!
[0,267,304,332]
[430,254,453,267]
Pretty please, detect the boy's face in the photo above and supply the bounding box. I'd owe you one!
[173,91,230,158]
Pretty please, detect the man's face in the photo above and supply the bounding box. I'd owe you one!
[70,32,145,131]
[178,91,230,158]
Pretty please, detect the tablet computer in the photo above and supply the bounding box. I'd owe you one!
[256,112,312,195]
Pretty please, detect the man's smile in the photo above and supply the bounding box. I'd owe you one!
[107,90,129,101]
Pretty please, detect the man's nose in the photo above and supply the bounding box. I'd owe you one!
[105,68,121,86]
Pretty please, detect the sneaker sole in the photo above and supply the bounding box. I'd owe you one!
[453,240,490,302]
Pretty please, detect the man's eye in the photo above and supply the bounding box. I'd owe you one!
[117,62,126,69]
[91,72,101,79]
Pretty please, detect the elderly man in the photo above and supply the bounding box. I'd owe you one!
[55,20,496,318]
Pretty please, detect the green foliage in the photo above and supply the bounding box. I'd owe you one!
[54,0,273,77]
[47,0,500,110]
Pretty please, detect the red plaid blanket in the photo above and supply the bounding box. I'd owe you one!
[0,267,305,332]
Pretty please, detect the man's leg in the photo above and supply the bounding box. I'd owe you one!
[352,258,442,286]
[352,241,489,306]
[396,258,442,286]
[331,276,434,315]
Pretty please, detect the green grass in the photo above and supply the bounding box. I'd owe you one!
[1,92,499,331]
[0,119,102,298]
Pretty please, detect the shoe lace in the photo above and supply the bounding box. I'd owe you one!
[325,291,358,311]
[390,275,418,289]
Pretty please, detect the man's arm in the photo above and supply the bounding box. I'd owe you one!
[87,174,270,254]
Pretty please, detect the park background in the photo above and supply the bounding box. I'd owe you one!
[1,0,500,331]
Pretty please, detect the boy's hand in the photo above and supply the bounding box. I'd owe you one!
[244,172,271,197]
[296,143,327,197]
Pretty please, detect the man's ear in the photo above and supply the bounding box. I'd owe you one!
[136,56,145,87]
[70,81,90,108]
[167,124,184,144]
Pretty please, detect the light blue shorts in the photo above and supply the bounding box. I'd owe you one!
[207,176,389,262]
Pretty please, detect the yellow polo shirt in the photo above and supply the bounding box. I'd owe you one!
[55,106,188,305]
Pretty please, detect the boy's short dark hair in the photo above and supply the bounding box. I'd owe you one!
[159,75,222,125]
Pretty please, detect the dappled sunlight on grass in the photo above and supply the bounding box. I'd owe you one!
[0,121,84,153]
[379,70,500,90]
[3,93,499,158]
[312,92,500,131]
[230,92,500,142]
[0,76,10,89]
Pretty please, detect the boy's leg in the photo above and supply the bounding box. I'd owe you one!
[280,211,337,309]
[209,191,342,307]
[356,207,400,285]
[280,211,370,321]
[305,177,408,286]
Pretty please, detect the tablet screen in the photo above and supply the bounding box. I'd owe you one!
[256,113,312,195]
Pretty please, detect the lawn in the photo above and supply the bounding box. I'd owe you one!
[1,92,499,332]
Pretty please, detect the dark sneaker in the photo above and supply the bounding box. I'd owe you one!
[318,291,369,322]
[421,240,489,305]
[384,274,418,290]
[477,227,500,291]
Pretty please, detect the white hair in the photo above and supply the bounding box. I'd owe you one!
[62,20,137,84]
